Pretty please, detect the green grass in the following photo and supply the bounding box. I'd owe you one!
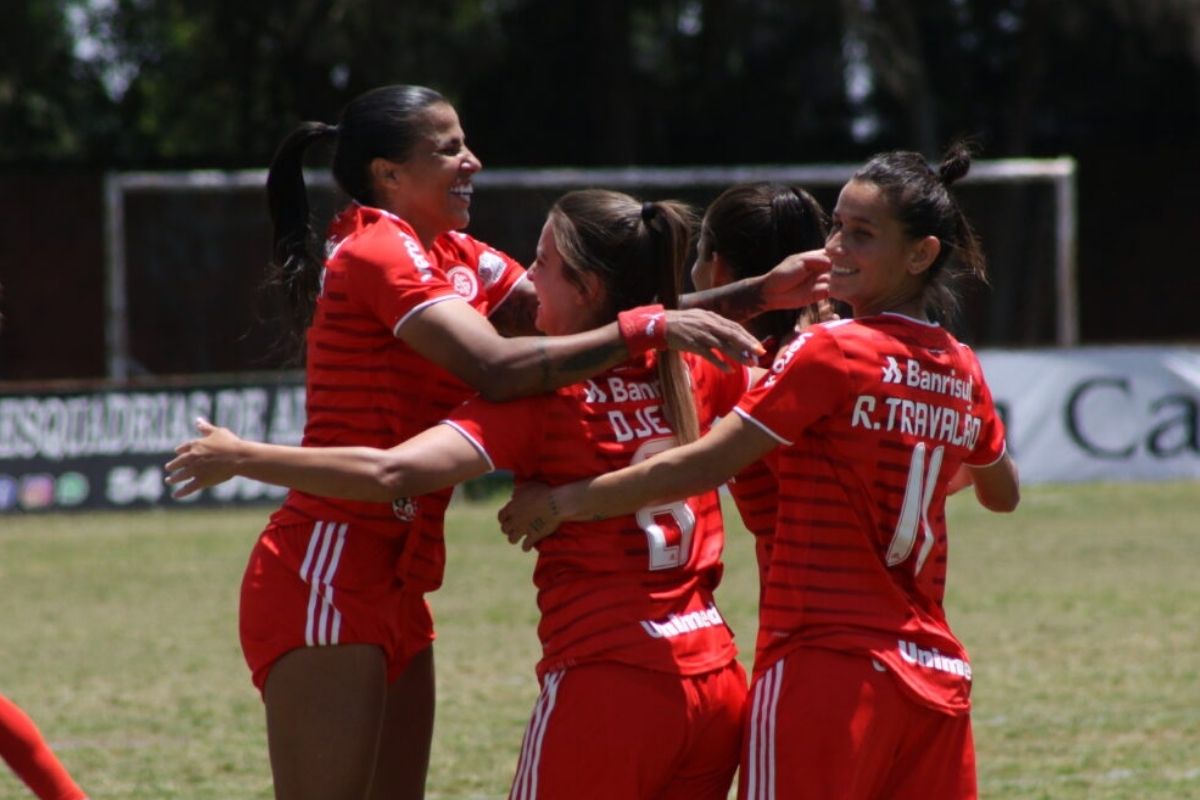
[0,481,1197,799]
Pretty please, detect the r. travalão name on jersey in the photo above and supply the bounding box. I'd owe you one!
[851,394,983,449]
[640,603,725,639]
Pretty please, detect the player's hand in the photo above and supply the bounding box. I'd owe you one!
[498,482,564,551]
[663,308,764,371]
[164,418,244,498]
[761,250,831,311]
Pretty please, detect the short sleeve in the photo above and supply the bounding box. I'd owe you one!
[686,355,751,420]
[444,233,529,316]
[341,220,460,335]
[964,359,1008,467]
[442,394,545,476]
[734,328,849,445]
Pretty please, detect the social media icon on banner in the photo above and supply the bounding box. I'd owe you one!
[0,475,17,511]
[55,472,90,507]
[19,474,55,510]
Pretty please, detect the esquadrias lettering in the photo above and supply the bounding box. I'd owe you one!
[0,387,305,460]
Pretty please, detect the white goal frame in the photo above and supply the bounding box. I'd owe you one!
[104,158,1077,379]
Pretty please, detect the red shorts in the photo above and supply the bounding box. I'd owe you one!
[239,520,436,693]
[509,660,746,800]
[740,649,977,800]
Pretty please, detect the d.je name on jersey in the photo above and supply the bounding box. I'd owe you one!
[582,376,670,443]
[851,356,982,449]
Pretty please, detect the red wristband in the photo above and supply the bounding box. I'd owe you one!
[618,304,668,355]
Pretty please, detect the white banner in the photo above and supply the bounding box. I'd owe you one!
[978,346,1200,484]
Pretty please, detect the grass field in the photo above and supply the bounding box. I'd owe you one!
[0,480,1197,799]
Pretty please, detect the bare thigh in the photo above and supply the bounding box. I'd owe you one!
[264,644,389,800]
[368,645,436,800]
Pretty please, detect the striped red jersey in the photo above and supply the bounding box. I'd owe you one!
[446,353,750,679]
[271,204,526,593]
[725,336,784,601]
[734,313,1007,713]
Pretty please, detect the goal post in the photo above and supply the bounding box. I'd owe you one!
[103,158,1077,380]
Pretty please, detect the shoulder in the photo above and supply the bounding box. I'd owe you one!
[332,207,424,262]
[433,231,522,289]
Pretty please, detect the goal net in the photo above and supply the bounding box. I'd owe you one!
[103,159,1076,379]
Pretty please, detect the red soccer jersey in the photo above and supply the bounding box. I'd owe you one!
[734,313,1007,714]
[272,205,526,593]
[725,337,784,600]
[446,353,750,679]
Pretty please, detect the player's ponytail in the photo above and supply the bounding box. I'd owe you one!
[265,121,338,353]
[264,85,447,362]
[700,183,829,342]
[641,200,701,445]
[549,190,700,444]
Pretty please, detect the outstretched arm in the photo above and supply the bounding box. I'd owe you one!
[435,252,830,402]
[497,413,777,550]
[404,299,765,402]
[166,419,489,502]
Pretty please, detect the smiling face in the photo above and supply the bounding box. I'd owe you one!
[376,102,481,247]
[825,179,938,319]
[528,219,603,336]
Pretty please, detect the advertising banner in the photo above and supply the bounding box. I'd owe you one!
[1,346,1197,514]
[979,346,1200,484]
[0,375,305,513]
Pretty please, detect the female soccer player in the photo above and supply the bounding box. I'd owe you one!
[498,145,1021,800]
[690,183,830,595]
[169,189,829,798]
[246,84,817,799]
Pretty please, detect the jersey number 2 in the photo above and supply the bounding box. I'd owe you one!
[885,442,944,576]
[632,437,696,571]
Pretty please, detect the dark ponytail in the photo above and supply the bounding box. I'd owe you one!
[264,85,447,360]
[700,183,829,342]
[265,121,339,350]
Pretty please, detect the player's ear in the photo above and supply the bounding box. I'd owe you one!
[577,269,606,307]
[908,235,941,275]
[709,251,737,288]
[369,157,402,190]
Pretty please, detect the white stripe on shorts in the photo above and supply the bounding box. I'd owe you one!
[509,670,564,800]
[746,659,783,800]
[300,521,347,647]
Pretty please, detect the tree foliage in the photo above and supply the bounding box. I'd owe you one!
[3,0,1196,167]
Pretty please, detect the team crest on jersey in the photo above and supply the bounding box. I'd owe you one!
[446,265,479,300]
[476,251,507,288]
[392,496,418,522]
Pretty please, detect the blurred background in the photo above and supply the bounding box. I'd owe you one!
[1,0,1198,381]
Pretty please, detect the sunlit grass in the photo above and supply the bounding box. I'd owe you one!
[0,481,1196,798]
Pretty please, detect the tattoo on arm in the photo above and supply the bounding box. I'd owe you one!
[530,339,627,394]
[536,340,552,392]
[556,342,626,375]
[681,281,768,323]
[533,340,627,392]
